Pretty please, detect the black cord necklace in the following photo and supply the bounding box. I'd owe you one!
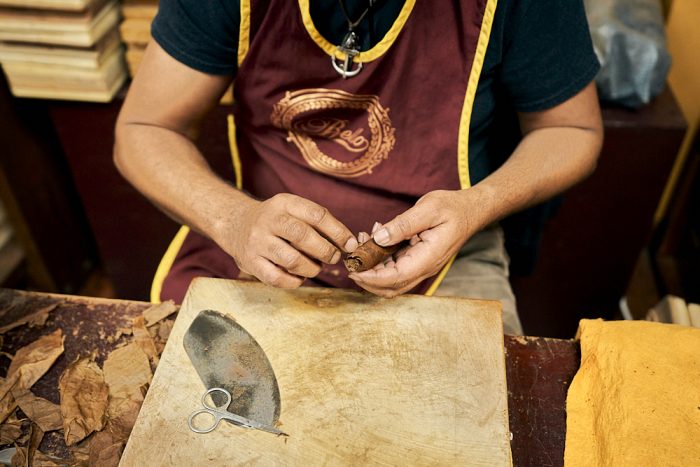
[332,0,377,79]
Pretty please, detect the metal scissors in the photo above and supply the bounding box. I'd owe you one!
[188,387,286,436]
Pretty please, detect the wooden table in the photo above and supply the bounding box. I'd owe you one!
[0,289,580,466]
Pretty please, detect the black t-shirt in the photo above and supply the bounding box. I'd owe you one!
[151,0,600,185]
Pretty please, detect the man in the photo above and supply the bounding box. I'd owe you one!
[114,0,603,335]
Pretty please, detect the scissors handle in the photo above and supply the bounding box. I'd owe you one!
[188,387,233,434]
[188,408,224,434]
[201,387,232,410]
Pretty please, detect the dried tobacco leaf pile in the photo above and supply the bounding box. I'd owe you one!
[0,300,178,466]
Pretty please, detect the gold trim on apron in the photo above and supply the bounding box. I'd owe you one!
[238,0,251,66]
[298,0,416,62]
[426,0,499,296]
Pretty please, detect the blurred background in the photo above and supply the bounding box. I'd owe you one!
[0,0,697,338]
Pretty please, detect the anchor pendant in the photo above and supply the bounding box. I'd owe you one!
[332,31,363,79]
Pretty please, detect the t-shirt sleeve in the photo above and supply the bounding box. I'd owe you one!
[500,0,600,112]
[151,0,240,76]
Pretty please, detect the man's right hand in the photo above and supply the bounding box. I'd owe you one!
[115,43,358,291]
[217,193,358,288]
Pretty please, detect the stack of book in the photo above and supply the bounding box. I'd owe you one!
[0,0,126,102]
[119,0,155,77]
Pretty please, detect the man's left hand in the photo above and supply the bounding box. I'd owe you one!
[349,189,477,297]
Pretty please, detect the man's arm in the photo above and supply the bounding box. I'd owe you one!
[349,82,603,296]
[115,41,357,289]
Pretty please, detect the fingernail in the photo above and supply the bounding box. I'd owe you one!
[344,237,358,252]
[374,228,390,246]
[372,222,382,234]
[331,250,341,264]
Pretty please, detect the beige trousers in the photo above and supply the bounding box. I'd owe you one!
[434,226,523,335]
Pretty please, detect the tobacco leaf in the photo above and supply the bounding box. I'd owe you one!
[131,316,158,366]
[76,399,138,467]
[149,319,174,356]
[157,319,174,343]
[11,422,43,467]
[103,345,149,448]
[87,431,123,467]
[0,304,57,334]
[68,444,89,467]
[7,329,64,386]
[153,340,165,357]
[12,390,62,432]
[0,378,19,426]
[27,304,56,328]
[16,428,30,446]
[10,448,27,467]
[0,415,23,445]
[90,442,122,467]
[106,390,145,441]
[32,451,68,467]
[0,330,64,423]
[97,343,151,459]
[142,301,178,327]
[59,359,109,446]
[103,344,151,399]
[27,423,44,463]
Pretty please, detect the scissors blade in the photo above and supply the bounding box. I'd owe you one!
[222,411,287,436]
[244,419,287,436]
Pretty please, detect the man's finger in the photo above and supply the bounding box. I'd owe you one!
[253,257,304,288]
[354,282,401,298]
[351,272,421,298]
[394,245,411,260]
[273,214,342,264]
[264,238,321,278]
[350,277,401,297]
[286,198,358,252]
[373,206,437,247]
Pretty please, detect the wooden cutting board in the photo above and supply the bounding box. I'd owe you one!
[121,279,512,466]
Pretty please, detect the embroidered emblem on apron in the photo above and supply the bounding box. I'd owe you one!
[271,88,395,178]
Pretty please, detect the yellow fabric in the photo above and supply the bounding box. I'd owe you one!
[424,255,456,296]
[457,0,497,190]
[429,0,498,293]
[227,114,244,189]
[149,225,191,303]
[565,319,700,466]
[298,0,416,62]
[238,0,251,66]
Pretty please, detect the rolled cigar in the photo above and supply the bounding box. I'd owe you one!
[344,239,407,273]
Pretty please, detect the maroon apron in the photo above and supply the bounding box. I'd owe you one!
[159,0,495,303]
